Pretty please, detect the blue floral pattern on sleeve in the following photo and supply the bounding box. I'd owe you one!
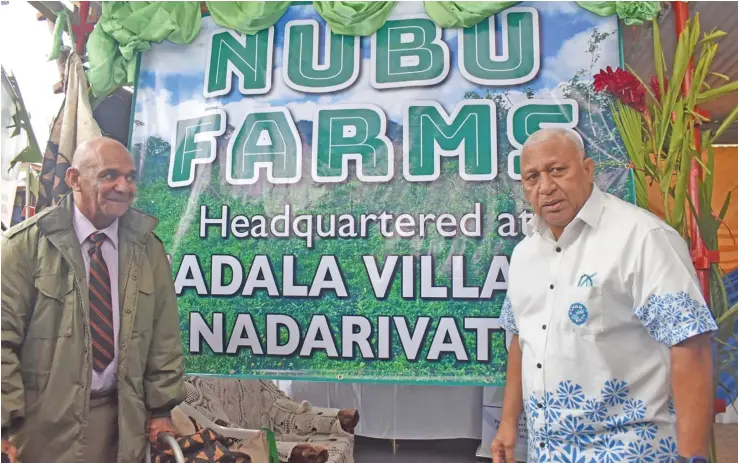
[634,291,717,346]
[500,295,519,334]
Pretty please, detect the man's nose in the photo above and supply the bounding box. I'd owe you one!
[114,176,131,193]
[538,173,556,195]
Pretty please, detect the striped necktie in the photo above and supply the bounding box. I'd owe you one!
[88,232,115,372]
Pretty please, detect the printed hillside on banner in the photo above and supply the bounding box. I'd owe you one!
[131,1,632,385]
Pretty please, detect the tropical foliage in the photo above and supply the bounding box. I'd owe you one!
[592,13,738,458]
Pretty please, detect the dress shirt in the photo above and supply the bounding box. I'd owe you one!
[72,206,120,393]
[501,185,718,462]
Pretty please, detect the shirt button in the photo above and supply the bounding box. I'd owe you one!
[549,284,554,290]
[537,402,543,409]
[542,324,547,330]
[539,442,545,448]
[555,247,561,252]
[537,363,542,369]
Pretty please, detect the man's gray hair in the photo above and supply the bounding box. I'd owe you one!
[521,128,586,160]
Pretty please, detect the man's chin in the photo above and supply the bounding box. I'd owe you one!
[542,211,574,228]
[103,203,131,218]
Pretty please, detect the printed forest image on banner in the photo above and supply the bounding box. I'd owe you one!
[131,1,633,385]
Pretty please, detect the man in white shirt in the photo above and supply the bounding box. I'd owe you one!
[492,128,717,463]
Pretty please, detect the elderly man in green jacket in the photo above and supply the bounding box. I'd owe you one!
[1,137,185,462]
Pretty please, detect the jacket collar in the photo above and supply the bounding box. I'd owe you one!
[37,193,159,245]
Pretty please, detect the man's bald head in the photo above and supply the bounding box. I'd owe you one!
[519,128,595,239]
[65,136,137,229]
[72,136,130,170]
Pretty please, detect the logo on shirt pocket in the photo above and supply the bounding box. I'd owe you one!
[568,303,589,325]
[557,286,603,334]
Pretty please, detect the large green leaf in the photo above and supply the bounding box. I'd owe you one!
[658,15,699,151]
[714,103,738,140]
[660,100,685,198]
[670,129,693,231]
[9,145,42,168]
[7,111,23,137]
[698,81,738,102]
[700,28,728,43]
[718,302,738,327]
[688,40,717,109]
[718,191,731,221]
[704,134,715,208]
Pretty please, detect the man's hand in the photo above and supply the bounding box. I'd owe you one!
[148,417,178,445]
[1,439,18,463]
[491,421,517,463]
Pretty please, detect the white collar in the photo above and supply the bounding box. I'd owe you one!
[72,205,119,248]
[528,184,605,237]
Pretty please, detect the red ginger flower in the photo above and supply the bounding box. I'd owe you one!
[650,76,669,102]
[594,66,647,113]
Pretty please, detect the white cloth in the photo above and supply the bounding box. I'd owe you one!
[501,185,718,462]
[276,381,483,440]
[72,206,120,394]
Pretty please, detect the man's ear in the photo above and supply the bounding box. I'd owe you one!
[583,157,595,181]
[65,167,81,191]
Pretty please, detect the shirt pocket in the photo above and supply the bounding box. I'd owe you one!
[29,272,75,339]
[555,286,604,335]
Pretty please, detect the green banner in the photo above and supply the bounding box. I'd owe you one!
[130,2,631,385]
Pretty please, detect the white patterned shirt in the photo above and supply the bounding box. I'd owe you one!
[500,185,718,463]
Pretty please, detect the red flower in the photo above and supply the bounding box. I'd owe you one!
[694,106,711,125]
[594,66,647,112]
[650,76,669,102]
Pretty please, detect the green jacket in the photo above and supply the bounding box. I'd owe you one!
[1,194,185,462]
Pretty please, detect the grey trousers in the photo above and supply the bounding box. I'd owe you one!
[83,395,118,463]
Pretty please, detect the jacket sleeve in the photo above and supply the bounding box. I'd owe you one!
[1,232,35,433]
[144,237,186,416]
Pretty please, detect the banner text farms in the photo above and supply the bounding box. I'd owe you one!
[131,2,629,384]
